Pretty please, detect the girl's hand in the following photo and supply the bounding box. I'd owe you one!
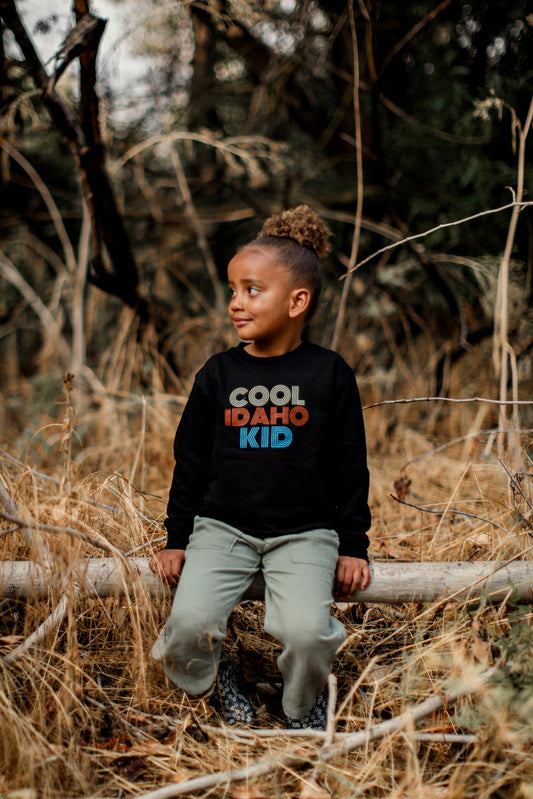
[149,548,186,587]
[335,556,370,597]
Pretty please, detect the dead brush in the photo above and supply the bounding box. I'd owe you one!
[0,335,532,796]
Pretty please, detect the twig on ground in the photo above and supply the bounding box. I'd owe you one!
[413,732,476,744]
[324,673,337,747]
[203,725,326,739]
[0,507,138,663]
[128,665,497,799]
[212,727,477,744]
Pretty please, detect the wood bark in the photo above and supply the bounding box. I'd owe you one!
[1,559,532,604]
[188,10,220,132]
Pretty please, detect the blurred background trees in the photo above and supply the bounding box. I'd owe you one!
[0,0,532,408]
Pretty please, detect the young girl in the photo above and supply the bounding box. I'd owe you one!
[150,205,371,729]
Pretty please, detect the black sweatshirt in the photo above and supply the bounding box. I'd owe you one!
[164,342,371,560]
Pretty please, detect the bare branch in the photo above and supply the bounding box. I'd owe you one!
[389,494,510,534]
[344,200,533,275]
[205,725,477,744]
[0,508,128,562]
[378,0,452,78]
[0,250,72,366]
[379,92,494,144]
[0,139,77,274]
[3,590,76,666]
[363,395,533,410]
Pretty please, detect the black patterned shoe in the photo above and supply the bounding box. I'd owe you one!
[211,657,256,726]
[286,686,328,730]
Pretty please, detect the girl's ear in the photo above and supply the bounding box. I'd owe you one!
[288,288,311,319]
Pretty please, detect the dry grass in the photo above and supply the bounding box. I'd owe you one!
[0,332,532,799]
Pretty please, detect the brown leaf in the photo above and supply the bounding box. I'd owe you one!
[466,533,490,548]
[394,476,411,500]
[169,769,191,784]
[299,782,331,799]
[230,786,269,799]
[115,755,147,781]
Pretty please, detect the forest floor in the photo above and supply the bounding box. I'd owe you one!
[0,340,532,799]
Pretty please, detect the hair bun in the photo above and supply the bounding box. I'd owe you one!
[258,204,331,259]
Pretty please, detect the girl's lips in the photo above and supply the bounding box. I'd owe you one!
[233,318,252,326]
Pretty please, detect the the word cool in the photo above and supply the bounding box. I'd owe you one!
[225,384,309,449]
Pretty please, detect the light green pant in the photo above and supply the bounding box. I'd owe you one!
[151,516,346,718]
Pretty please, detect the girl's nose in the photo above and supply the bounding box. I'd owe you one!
[229,291,243,310]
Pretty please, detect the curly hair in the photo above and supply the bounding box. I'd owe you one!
[241,205,331,319]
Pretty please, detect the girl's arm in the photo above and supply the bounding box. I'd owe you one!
[164,368,216,550]
[330,369,371,560]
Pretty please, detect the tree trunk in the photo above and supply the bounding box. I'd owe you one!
[1,559,532,604]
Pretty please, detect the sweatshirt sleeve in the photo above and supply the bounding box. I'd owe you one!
[328,370,371,560]
[163,368,216,550]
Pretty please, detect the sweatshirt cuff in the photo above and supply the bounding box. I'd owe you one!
[163,523,192,551]
[338,531,370,561]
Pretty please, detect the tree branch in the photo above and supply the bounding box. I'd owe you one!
[389,494,510,535]
[362,395,533,410]
[0,0,143,311]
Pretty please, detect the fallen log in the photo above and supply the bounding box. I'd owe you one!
[0,558,532,604]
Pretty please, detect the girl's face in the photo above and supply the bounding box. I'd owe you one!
[227,248,309,357]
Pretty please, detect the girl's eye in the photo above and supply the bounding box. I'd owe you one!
[248,286,259,296]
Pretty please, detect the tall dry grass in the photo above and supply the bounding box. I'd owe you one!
[0,325,531,798]
[0,10,531,793]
